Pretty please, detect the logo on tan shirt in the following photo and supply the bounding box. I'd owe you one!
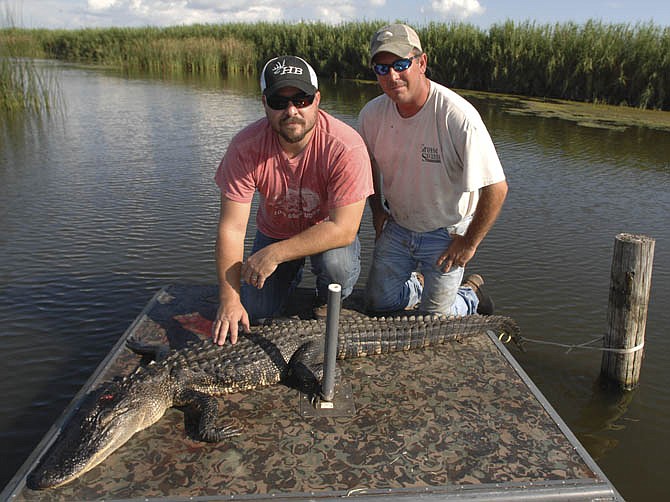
[421,144,441,163]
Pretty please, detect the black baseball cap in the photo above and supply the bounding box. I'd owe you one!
[260,55,318,96]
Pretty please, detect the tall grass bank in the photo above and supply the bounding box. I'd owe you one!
[1,20,668,110]
[0,26,59,114]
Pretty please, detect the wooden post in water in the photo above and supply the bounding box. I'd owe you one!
[601,233,655,390]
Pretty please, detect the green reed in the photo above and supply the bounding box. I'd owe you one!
[0,25,59,114]
[3,20,669,110]
[418,20,670,110]
[119,36,255,75]
[24,22,374,79]
[27,26,257,76]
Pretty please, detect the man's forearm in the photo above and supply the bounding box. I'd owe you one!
[215,230,245,303]
[463,180,508,249]
[266,219,356,265]
[367,157,386,215]
[264,199,366,265]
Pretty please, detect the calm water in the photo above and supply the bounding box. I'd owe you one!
[1,63,668,501]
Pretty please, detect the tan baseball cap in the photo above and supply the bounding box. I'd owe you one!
[370,24,422,60]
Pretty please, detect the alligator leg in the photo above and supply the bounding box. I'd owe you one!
[177,389,241,442]
[285,339,345,398]
[126,338,170,361]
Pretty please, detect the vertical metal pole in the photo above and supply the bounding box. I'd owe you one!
[321,283,341,402]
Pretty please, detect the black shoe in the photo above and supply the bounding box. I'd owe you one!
[462,274,495,315]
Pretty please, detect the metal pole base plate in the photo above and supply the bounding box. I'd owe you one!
[299,380,356,418]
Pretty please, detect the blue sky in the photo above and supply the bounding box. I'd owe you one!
[7,1,667,29]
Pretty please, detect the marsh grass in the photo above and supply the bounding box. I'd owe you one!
[29,26,257,76]
[422,20,670,110]
[1,3,59,115]
[0,56,57,113]
[2,20,669,110]
[123,36,256,76]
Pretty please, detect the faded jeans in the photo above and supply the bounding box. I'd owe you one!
[241,230,361,322]
[365,219,478,316]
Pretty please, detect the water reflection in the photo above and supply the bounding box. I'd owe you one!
[574,378,636,460]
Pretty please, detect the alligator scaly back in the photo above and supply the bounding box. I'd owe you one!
[334,314,522,358]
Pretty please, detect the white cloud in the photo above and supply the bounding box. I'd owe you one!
[80,0,284,26]
[312,2,359,23]
[430,0,485,19]
[87,0,117,10]
[84,0,391,26]
[16,0,490,29]
[230,6,283,23]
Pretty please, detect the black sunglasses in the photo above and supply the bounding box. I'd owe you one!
[372,55,421,76]
[266,92,316,110]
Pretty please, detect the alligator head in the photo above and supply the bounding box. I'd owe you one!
[27,377,167,490]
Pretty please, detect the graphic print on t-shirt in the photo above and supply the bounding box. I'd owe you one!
[421,144,441,163]
[271,187,321,222]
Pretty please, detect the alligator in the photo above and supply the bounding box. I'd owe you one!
[27,313,520,490]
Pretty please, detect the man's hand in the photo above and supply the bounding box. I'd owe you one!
[435,234,476,272]
[212,300,250,345]
[436,181,508,273]
[240,246,280,290]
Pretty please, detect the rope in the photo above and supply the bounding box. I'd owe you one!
[516,334,645,355]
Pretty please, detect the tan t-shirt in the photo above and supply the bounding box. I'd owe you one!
[359,80,505,233]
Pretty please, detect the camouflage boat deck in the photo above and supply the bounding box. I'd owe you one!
[3,284,622,501]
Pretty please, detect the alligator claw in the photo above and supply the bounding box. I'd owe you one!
[200,424,242,442]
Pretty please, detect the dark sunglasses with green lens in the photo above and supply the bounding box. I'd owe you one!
[372,54,421,76]
[266,92,315,110]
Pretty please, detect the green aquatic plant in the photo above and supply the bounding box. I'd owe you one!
[0,2,60,115]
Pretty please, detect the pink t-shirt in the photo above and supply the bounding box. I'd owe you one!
[215,110,373,240]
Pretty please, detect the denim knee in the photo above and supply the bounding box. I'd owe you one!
[312,238,361,298]
[365,268,421,312]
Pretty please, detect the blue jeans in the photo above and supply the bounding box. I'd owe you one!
[241,230,361,322]
[365,220,478,316]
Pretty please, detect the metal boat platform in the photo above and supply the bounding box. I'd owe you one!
[2,284,623,501]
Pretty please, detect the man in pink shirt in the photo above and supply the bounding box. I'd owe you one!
[213,55,373,345]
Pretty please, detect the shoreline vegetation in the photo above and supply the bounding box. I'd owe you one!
[0,8,59,115]
[0,53,60,115]
[1,20,669,114]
